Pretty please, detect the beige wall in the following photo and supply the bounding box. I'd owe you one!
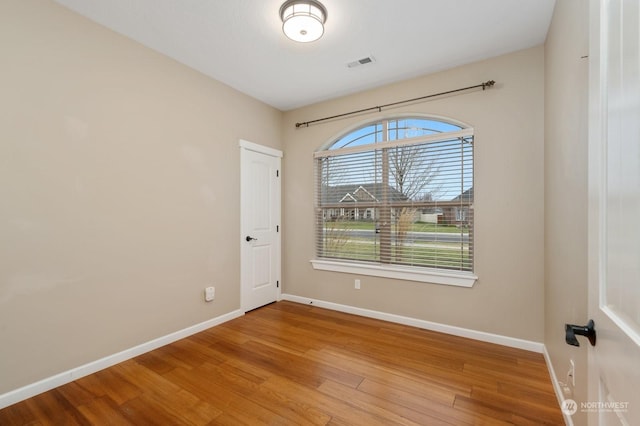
[0,0,281,394]
[282,47,545,341]
[544,0,589,422]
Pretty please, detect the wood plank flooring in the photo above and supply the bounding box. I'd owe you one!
[0,301,564,425]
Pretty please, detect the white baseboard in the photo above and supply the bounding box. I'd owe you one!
[543,346,574,426]
[0,309,244,410]
[281,293,544,353]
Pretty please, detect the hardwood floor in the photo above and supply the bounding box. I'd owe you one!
[0,301,564,425]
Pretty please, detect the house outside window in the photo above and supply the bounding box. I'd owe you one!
[312,116,477,287]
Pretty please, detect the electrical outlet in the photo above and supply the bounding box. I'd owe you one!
[355,279,361,290]
[204,286,215,302]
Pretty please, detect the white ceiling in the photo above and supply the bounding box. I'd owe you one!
[53,0,556,111]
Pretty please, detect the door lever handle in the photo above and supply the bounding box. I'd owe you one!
[565,319,596,347]
[245,236,257,242]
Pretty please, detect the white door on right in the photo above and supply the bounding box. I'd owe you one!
[588,0,640,424]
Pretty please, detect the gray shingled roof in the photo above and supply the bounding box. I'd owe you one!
[321,184,409,204]
[450,186,473,202]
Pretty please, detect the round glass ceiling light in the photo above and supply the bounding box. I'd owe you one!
[279,0,327,43]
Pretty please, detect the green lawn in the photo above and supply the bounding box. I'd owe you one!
[327,220,468,234]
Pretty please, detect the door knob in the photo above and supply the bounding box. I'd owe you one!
[565,319,596,347]
[245,236,257,242]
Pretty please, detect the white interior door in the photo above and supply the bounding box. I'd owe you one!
[588,1,640,424]
[240,140,282,312]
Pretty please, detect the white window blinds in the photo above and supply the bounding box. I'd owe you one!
[314,118,473,272]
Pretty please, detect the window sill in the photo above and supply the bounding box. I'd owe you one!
[310,259,477,287]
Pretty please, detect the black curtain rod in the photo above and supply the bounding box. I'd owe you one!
[295,80,495,128]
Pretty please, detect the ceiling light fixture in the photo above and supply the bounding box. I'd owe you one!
[279,0,327,43]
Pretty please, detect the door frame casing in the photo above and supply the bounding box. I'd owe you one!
[239,139,283,312]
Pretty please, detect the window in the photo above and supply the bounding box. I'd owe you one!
[312,117,476,286]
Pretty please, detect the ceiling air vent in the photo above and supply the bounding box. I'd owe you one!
[347,56,376,68]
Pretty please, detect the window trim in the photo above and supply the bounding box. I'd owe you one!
[314,128,474,159]
[317,112,472,151]
[313,115,476,287]
[310,259,478,287]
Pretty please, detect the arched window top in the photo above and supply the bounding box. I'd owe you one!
[328,117,467,151]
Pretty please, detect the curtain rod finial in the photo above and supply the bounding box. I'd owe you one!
[482,80,496,90]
